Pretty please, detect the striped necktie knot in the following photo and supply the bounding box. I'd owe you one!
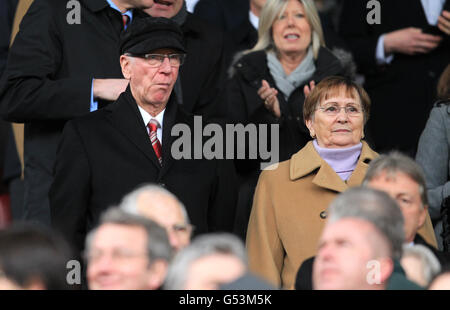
[147,119,162,166]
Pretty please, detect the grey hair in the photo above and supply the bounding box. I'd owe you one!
[328,187,405,260]
[163,233,247,290]
[247,0,325,59]
[362,151,428,208]
[402,244,441,286]
[84,207,173,263]
[120,184,190,224]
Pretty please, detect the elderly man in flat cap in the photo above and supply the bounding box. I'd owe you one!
[49,17,237,253]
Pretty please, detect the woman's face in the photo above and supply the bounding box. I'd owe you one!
[272,0,312,57]
[306,88,365,149]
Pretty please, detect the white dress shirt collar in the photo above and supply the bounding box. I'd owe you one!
[138,105,165,145]
[421,0,446,25]
[249,10,259,30]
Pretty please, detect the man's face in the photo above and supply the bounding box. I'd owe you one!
[145,0,184,18]
[183,254,246,289]
[367,171,427,243]
[136,193,191,252]
[313,218,386,290]
[87,224,160,290]
[121,48,179,110]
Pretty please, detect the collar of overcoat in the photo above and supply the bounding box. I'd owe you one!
[104,85,180,175]
[289,140,378,192]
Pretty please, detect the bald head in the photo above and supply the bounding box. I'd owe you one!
[120,185,192,251]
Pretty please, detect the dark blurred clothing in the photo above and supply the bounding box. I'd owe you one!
[177,13,228,120]
[340,0,450,155]
[0,0,149,225]
[50,88,238,253]
[0,0,18,77]
[194,0,257,71]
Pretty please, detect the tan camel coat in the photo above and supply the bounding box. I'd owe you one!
[246,141,436,289]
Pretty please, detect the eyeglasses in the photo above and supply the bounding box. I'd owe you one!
[316,104,363,117]
[169,223,194,236]
[126,53,186,67]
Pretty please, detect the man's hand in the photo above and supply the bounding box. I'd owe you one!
[93,79,129,101]
[438,10,450,35]
[384,27,442,55]
[257,80,281,118]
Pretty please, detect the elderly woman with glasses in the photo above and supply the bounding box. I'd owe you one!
[225,0,347,239]
[246,76,378,289]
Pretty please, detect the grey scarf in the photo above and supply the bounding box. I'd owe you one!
[267,47,316,100]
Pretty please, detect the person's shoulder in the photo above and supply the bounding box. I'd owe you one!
[433,100,450,115]
[29,0,70,13]
[315,46,344,75]
[68,106,110,129]
[184,13,224,37]
[237,50,266,64]
[259,158,291,181]
[229,50,266,78]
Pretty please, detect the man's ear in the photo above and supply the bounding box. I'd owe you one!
[120,55,132,80]
[418,205,428,229]
[147,260,168,290]
[379,257,394,284]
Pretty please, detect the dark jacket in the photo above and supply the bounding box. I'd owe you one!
[339,0,450,155]
[49,87,238,252]
[0,0,147,224]
[226,47,345,169]
[179,13,228,120]
[193,0,257,68]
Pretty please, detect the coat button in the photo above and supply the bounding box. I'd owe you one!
[320,211,327,219]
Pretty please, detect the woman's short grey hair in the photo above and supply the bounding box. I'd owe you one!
[362,151,428,208]
[120,184,190,224]
[85,207,173,263]
[163,233,247,290]
[402,244,441,286]
[328,187,405,260]
[248,0,325,59]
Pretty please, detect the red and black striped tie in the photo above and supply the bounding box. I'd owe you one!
[147,119,162,166]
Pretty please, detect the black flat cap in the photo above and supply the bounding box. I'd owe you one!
[119,17,186,55]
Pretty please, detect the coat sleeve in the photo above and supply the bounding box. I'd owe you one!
[207,158,238,232]
[49,120,91,252]
[0,0,91,123]
[416,107,450,220]
[339,0,381,74]
[246,170,284,288]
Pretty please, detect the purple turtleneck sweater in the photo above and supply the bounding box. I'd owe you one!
[313,140,363,181]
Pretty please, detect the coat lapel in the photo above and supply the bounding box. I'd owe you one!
[106,88,162,169]
[346,142,378,186]
[159,95,180,177]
